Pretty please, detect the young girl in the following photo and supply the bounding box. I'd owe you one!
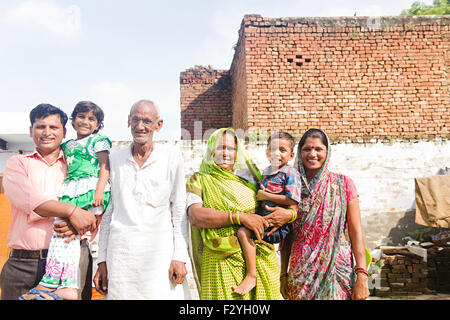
[21,101,111,300]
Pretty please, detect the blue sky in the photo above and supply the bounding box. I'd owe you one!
[0,0,432,141]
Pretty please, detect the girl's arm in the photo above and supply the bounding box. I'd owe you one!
[93,150,110,207]
[347,197,370,300]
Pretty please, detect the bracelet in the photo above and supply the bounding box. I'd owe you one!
[288,208,297,223]
[354,267,369,277]
[229,212,235,225]
[68,205,77,219]
[235,212,241,225]
[280,273,288,279]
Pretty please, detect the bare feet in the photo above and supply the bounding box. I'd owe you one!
[21,284,78,300]
[21,284,55,300]
[53,287,78,300]
[232,274,256,295]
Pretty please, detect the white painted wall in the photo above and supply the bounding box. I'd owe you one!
[168,139,449,216]
[2,139,449,249]
[173,139,450,249]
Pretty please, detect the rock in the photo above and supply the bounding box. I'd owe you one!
[420,242,435,248]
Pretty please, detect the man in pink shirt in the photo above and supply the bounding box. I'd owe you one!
[0,104,97,300]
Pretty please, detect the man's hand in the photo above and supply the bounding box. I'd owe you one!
[94,262,108,295]
[53,220,77,243]
[169,260,187,285]
[70,207,97,236]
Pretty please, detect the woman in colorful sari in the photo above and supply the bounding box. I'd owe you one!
[187,128,292,300]
[280,128,370,300]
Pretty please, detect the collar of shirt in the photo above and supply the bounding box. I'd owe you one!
[127,143,159,169]
[27,148,65,167]
[263,165,282,176]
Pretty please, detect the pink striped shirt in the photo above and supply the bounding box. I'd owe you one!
[3,150,67,250]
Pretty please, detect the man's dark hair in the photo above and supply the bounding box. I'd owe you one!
[267,131,295,152]
[29,104,68,128]
[71,101,105,133]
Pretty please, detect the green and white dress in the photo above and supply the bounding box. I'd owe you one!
[58,133,112,213]
[38,133,111,289]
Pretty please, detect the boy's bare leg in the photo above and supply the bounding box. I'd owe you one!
[233,227,257,295]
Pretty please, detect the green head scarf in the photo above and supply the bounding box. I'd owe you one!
[186,128,263,286]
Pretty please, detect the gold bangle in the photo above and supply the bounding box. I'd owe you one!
[288,208,297,223]
[236,212,241,225]
[229,212,234,225]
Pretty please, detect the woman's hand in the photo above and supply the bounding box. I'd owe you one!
[347,197,369,300]
[240,213,269,241]
[280,276,289,299]
[351,274,370,300]
[263,205,292,236]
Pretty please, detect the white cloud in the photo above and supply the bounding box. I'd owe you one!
[1,0,81,38]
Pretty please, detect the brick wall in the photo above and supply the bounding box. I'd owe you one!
[235,15,450,142]
[181,15,449,141]
[230,24,249,131]
[180,66,232,139]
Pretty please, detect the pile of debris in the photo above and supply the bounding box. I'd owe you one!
[371,230,450,297]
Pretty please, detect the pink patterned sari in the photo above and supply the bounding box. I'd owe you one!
[287,132,357,300]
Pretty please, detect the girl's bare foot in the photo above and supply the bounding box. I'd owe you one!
[21,285,77,300]
[21,284,55,300]
[232,274,256,295]
[54,287,78,300]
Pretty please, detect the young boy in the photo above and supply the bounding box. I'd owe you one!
[233,132,301,295]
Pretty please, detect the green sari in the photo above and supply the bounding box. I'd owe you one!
[187,128,280,300]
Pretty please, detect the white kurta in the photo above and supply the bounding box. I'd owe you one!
[97,143,190,299]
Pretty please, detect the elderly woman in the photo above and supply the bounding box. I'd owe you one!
[187,128,292,300]
[280,128,370,300]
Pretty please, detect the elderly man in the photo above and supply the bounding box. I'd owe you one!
[0,104,97,300]
[94,100,189,299]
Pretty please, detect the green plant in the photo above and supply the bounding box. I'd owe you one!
[407,227,433,242]
[368,260,385,277]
